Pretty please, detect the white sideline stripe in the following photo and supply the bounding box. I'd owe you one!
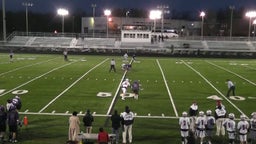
[19,111,244,121]
[39,58,109,113]
[181,60,247,117]
[156,59,178,117]
[0,61,76,97]
[0,57,58,77]
[20,111,179,119]
[206,61,256,87]
[106,60,133,115]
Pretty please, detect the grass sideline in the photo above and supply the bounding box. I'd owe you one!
[0,53,255,143]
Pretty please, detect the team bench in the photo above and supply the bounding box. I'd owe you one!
[76,133,116,144]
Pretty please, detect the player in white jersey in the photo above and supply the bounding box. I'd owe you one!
[205,110,215,144]
[121,79,130,100]
[237,115,250,144]
[249,112,256,144]
[179,112,190,144]
[189,102,198,133]
[195,111,207,144]
[223,113,236,144]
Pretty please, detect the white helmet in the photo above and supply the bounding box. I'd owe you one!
[240,114,246,120]
[125,78,129,81]
[228,113,235,119]
[206,110,212,115]
[199,111,204,116]
[251,112,256,119]
[182,111,187,117]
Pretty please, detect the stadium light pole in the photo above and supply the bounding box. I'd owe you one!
[104,9,111,38]
[57,8,69,34]
[22,1,33,36]
[2,0,6,42]
[91,4,96,38]
[157,5,170,37]
[229,6,235,40]
[149,10,162,33]
[245,11,256,40]
[200,11,206,40]
[253,19,256,39]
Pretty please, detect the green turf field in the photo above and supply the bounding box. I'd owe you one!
[0,53,255,144]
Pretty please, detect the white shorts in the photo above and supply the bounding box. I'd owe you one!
[196,130,206,138]
[180,130,189,137]
[122,87,127,94]
[239,134,247,142]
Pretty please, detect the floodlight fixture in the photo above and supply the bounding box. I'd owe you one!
[57,8,69,34]
[104,9,111,38]
[246,11,256,40]
[200,11,206,40]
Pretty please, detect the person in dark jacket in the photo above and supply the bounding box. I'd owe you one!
[83,109,94,133]
[111,110,122,143]
[8,109,19,143]
[0,105,7,142]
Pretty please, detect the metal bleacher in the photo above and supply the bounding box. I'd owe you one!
[207,41,251,51]
[3,32,256,57]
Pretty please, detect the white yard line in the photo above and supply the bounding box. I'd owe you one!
[106,60,133,115]
[0,61,77,97]
[206,61,256,86]
[106,71,127,115]
[0,57,58,77]
[39,58,109,113]
[156,59,178,117]
[181,60,247,117]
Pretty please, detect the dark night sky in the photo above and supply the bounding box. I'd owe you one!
[3,0,256,15]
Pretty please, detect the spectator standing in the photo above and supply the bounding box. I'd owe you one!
[189,102,198,133]
[8,109,19,143]
[83,109,94,133]
[205,110,215,144]
[179,111,190,144]
[10,50,14,62]
[215,104,226,136]
[63,49,68,61]
[249,112,256,144]
[0,106,7,142]
[237,115,250,144]
[131,81,140,100]
[68,111,80,141]
[111,110,122,144]
[195,111,207,144]
[121,106,134,144]
[226,79,235,97]
[97,127,109,144]
[223,113,236,144]
[109,59,116,72]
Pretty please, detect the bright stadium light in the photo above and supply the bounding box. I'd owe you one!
[57,8,69,34]
[245,11,256,40]
[200,11,206,40]
[104,9,111,38]
[149,10,162,32]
